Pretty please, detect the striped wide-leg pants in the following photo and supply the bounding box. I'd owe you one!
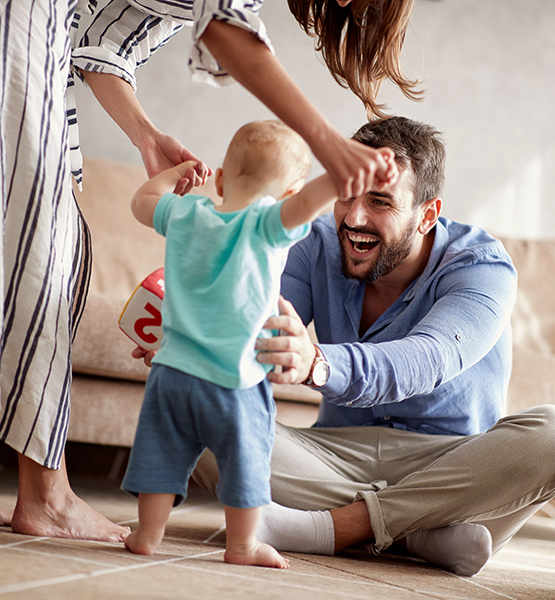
[0,0,92,469]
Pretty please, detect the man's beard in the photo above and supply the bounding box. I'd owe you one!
[338,217,418,284]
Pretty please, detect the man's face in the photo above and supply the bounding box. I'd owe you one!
[334,168,421,284]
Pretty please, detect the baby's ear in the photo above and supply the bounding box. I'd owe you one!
[215,168,224,197]
[280,178,306,199]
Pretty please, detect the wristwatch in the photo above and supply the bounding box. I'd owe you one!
[303,345,330,388]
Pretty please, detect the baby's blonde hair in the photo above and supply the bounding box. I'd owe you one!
[223,120,311,196]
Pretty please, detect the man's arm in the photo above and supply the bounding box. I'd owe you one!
[258,256,517,404]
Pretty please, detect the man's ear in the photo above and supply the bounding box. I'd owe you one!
[215,167,224,198]
[418,197,442,235]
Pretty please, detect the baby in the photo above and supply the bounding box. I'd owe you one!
[122,119,395,568]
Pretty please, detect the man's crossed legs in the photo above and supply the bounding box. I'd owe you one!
[193,405,555,576]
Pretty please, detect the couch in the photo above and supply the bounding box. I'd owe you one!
[68,158,555,454]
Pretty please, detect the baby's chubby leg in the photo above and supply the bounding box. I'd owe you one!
[125,493,175,555]
[224,506,289,569]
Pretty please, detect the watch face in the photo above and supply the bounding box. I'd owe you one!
[312,359,330,387]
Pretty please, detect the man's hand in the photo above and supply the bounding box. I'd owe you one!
[255,296,316,385]
[132,346,156,368]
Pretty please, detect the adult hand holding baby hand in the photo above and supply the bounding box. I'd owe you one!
[139,128,212,185]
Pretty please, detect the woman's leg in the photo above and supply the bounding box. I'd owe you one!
[0,0,127,541]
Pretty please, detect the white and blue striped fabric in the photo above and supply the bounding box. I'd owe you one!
[0,0,92,469]
[72,0,272,90]
[0,0,271,468]
[67,0,273,196]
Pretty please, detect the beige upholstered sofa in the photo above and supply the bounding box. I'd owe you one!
[68,158,555,449]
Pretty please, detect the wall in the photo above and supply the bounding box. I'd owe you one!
[74,0,555,239]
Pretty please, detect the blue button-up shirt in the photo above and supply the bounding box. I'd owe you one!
[281,215,517,436]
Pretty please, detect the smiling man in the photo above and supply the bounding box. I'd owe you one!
[193,117,555,577]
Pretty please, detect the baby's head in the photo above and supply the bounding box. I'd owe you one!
[220,120,311,201]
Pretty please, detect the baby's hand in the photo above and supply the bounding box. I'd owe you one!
[173,165,202,196]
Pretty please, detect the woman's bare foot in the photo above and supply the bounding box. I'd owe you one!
[225,539,290,569]
[124,528,163,555]
[11,492,130,542]
[0,506,12,527]
[11,453,130,542]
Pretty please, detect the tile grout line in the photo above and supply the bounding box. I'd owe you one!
[171,560,434,600]
[0,536,49,549]
[202,525,225,544]
[0,549,225,595]
[290,555,523,600]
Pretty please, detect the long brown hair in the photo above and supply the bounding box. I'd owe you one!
[288,0,422,118]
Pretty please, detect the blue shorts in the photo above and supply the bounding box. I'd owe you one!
[122,364,276,508]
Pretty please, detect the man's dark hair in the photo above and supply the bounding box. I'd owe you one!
[353,116,445,207]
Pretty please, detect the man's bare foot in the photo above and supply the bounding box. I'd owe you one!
[225,540,290,569]
[124,528,163,555]
[11,453,130,542]
[0,506,12,527]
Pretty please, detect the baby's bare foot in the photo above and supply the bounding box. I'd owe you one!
[225,540,290,569]
[124,529,162,556]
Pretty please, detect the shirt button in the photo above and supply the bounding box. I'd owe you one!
[346,401,353,406]
[455,334,462,341]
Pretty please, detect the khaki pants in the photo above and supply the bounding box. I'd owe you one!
[193,405,555,554]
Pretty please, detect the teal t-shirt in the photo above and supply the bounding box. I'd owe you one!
[152,193,310,389]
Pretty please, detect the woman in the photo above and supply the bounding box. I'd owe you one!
[73,0,420,198]
[0,0,130,540]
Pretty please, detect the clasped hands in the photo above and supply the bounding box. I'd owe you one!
[132,296,316,384]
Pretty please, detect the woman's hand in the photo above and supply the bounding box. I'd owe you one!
[311,130,399,200]
[82,71,212,187]
[138,129,212,185]
[255,296,316,385]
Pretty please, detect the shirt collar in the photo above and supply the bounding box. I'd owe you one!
[402,219,448,302]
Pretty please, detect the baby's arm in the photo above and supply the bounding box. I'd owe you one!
[280,147,397,230]
[131,160,200,227]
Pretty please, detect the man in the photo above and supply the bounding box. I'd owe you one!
[193,116,555,576]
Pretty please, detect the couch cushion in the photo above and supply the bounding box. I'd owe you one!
[508,348,555,414]
[499,237,555,355]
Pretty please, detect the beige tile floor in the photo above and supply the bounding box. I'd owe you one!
[1,443,555,600]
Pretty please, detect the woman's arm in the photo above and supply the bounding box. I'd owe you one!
[200,20,396,200]
[82,71,211,182]
[280,148,396,230]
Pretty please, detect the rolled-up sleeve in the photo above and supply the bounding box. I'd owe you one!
[72,0,273,90]
[320,258,517,408]
[189,0,274,86]
[72,0,184,91]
